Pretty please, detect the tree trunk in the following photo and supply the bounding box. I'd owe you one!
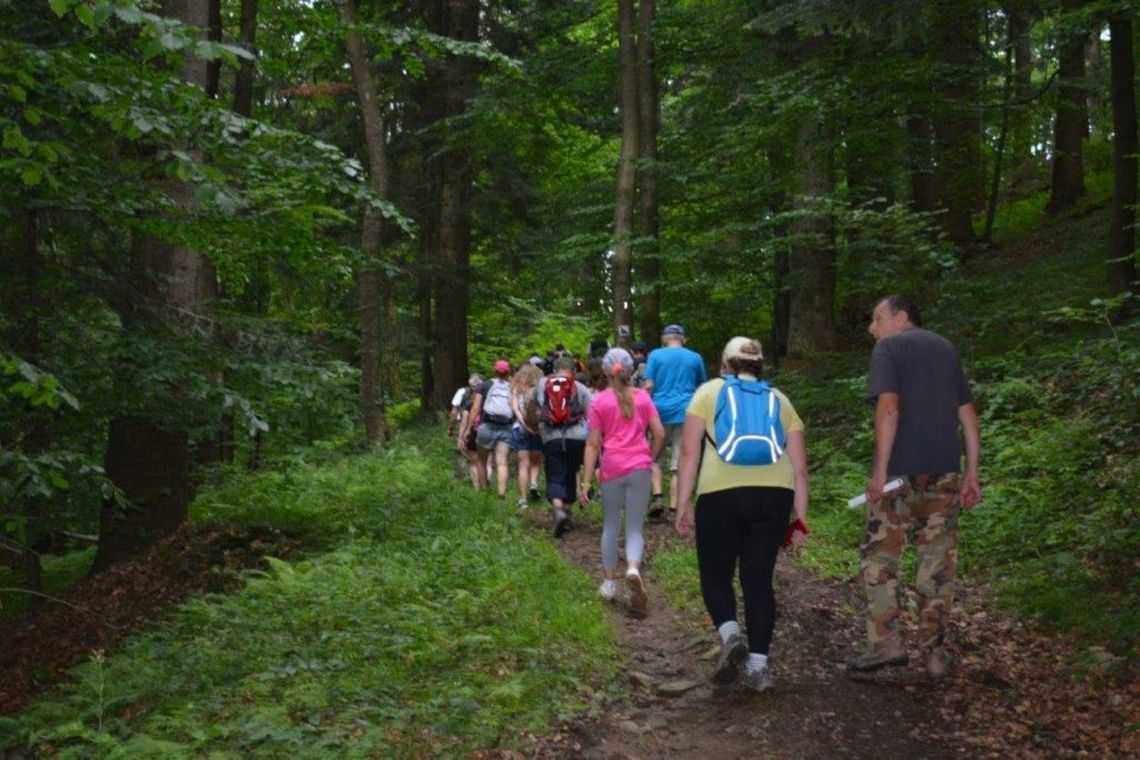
[233,0,258,118]
[1085,25,1102,138]
[205,0,221,98]
[611,0,638,348]
[336,0,392,445]
[1006,0,1035,174]
[94,0,215,572]
[933,4,982,254]
[787,112,838,354]
[93,417,192,573]
[766,142,792,362]
[2,210,46,595]
[1047,1,1088,214]
[635,0,660,345]
[1107,11,1139,300]
[907,106,936,213]
[431,0,478,410]
[985,16,1016,243]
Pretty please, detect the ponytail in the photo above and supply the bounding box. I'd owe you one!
[610,369,634,419]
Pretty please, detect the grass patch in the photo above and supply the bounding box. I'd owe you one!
[2,429,621,757]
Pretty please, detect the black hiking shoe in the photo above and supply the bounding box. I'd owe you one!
[553,508,572,538]
[528,485,541,503]
[647,493,666,519]
[713,632,748,685]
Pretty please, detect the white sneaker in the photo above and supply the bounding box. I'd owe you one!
[625,568,647,616]
[598,579,619,601]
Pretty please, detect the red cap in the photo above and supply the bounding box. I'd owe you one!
[493,359,510,373]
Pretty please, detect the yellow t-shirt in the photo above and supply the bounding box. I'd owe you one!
[687,377,804,495]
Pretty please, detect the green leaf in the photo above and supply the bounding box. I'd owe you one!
[114,5,142,23]
[74,3,96,28]
[48,0,73,18]
[20,163,44,187]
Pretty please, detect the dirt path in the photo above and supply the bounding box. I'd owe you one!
[523,503,1136,758]
[524,508,965,759]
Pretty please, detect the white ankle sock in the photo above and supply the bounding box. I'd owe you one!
[718,620,741,645]
[746,653,768,672]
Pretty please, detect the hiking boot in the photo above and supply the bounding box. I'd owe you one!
[847,645,909,673]
[598,579,619,602]
[743,665,775,693]
[713,631,748,685]
[516,497,529,511]
[647,493,666,519]
[926,646,954,679]
[626,568,647,617]
[553,508,572,538]
[528,484,541,503]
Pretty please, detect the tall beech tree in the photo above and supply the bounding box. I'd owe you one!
[335,0,395,446]
[611,0,639,348]
[786,103,839,354]
[1106,7,1138,300]
[428,0,480,410]
[636,0,661,344]
[1047,0,1088,214]
[94,0,218,571]
[932,0,983,254]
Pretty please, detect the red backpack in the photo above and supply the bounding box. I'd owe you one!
[541,375,584,427]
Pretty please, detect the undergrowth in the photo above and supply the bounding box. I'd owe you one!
[652,205,1139,657]
[1,429,620,757]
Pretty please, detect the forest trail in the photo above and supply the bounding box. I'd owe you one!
[525,509,962,759]
[524,505,1137,759]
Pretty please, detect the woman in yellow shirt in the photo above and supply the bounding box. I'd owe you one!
[674,337,809,693]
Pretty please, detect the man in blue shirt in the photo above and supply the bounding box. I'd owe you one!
[643,324,707,517]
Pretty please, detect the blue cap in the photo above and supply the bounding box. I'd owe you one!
[662,324,685,336]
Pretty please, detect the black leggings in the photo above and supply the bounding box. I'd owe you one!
[695,486,793,655]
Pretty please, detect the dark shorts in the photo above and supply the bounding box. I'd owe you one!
[509,426,544,452]
[542,437,586,503]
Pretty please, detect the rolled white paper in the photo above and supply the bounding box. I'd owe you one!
[847,478,905,508]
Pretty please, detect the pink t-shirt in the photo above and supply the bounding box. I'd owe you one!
[586,387,658,482]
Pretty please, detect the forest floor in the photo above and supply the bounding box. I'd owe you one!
[520,505,1138,759]
[1,509,1135,757]
[0,525,302,716]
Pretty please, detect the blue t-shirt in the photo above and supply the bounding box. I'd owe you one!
[644,346,706,424]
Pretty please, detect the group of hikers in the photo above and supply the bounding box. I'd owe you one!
[445,295,982,693]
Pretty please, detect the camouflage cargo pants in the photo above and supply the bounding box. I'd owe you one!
[860,473,961,653]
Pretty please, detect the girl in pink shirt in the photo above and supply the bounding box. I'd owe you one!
[579,348,666,616]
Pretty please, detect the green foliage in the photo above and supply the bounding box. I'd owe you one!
[468,299,602,371]
[1,356,79,411]
[3,429,619,756]
[772,218,1139,653]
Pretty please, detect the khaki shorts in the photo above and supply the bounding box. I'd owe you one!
[653,423,685,472]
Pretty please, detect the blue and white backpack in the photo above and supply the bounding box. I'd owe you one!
[707,375,786,465]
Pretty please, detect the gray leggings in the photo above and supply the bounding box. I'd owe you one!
[600,469,652,572]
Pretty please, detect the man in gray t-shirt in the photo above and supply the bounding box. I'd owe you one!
[850,295,982,680]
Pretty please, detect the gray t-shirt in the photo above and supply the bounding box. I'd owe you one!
[867,328,974,476]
